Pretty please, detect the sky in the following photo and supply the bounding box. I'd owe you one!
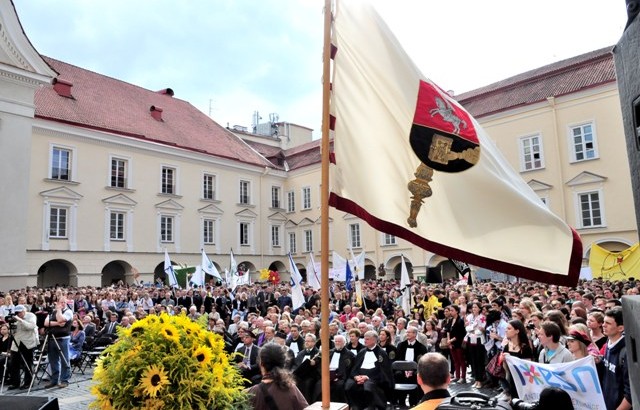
[14,0,627,139]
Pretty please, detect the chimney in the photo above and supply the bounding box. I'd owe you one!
[53,78,73,98]
[150,105,163,121]
[156,88,174,97]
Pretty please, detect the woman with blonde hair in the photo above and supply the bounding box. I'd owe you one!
[566,324,600,360]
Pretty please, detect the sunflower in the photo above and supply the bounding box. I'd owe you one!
[139,364,169,398]
[193,346,213,367]
[159,324,180,344]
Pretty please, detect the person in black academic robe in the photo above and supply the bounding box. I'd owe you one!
[394,326,428,406]
[345,331,393,410]
[292,334,320,403]
[313,334,355,403]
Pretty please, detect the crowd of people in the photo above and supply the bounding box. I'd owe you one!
[0,275,635,409]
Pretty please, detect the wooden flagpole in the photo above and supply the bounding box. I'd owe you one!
[320,0,332,407]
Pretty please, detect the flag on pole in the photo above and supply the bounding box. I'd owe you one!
[345,262,353,292]
[289,253,305,310]
[307,253,322,291]
[190,265,205,288]
[229,250,238,291]
[328,0,582,286]
[201,249,222,281]
[400,254,411,316]
[164,249,179,288]
[332,251,348,281]
[349,247,365,305]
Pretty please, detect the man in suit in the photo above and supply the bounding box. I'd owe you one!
[286,323,304,356]
[235,329,260,386]
[293,333,320,403]
[345,330,394,410]
[95,311,119,346]
[395,326,428,406]
[314,334,355,403]
[275,291,292,311]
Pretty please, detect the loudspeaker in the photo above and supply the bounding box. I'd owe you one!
[0,396,58,410]
[622,296,640,407]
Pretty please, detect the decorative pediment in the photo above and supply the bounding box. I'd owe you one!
[102,193,137,207]
[316,216,333,224]
[343,213,359,220]
[268,212,288,222]
[155,199,184,211]
[235,208,258,218]
[298,217,315,227]
[527,179,553,192]
[285,220,298,229]
[198,204,224,215]
[39,186,83,201]
[566,171,607,187]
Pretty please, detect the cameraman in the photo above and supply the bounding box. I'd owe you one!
[43,299,73,389]
[8,305,38,390]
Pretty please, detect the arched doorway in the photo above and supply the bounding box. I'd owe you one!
[101,260,133,286]
[37,259,77,287]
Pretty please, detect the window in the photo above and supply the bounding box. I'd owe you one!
[349,223,361,248]
[271,186,281,208]
[161,167,175,194]
[160,215,174,242]
[520,135,544,171]
[203,174,216,200]
[289,232,297,254]
[49,207,67,238]
[110,211,125,240]
[203,219,215,244]
[304,229,313,252]
[239,180,250,205]
[287,191,295,212]
[271,226,281,247]
[110,158,127,188]
[240,222,250,246]
[571,123,598,161]
[578,191,603,228]
[383,233,396,246]
[302,187,311,210]
[52,147,71,181]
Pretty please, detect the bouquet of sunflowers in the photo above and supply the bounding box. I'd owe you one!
[90,313,250,410]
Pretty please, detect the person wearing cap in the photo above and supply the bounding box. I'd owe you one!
[235,328,260,385]
[566,324,600,361]
[8,304,38,390]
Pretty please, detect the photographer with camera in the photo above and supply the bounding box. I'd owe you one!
[43,299,73,389]
[7,304,38,390]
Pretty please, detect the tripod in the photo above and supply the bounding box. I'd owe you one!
[29,329,74,394]
[0,325,35,394]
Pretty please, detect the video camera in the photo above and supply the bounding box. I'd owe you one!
[4,312,17,330]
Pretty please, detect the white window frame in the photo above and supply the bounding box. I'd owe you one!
[203,218,215,245]
[383,233,396,246]
[239,222,251,246]
[287,190,295,213]
[109,156,130,189]
[302,186,311,210]
[161,166,177,195]
[160,215,174,243]
[271,186,282,209]
[288,232,297,254]
[49,143,77,181]
[569,122,599,162]
[239,179,251,205]
[203,173,217,200]
[304,229,313,252]
[49,206,68,238]
[271,225,281,247]
[109,211,126,241]
[349,223,361,248]
[575,189,605,229]
[519,134,545,171]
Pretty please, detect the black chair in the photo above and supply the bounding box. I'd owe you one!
[391,360,420,409]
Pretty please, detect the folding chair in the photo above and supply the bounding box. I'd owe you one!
[391,360,420,409]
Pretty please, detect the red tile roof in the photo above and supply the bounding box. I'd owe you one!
[456,47,616,118]
[35,57,274,168]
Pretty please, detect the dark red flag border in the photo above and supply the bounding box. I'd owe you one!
[329,192,582,287]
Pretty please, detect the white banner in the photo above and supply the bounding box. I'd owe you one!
[504,355,605,410]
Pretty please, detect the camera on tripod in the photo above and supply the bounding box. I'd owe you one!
[4,312,18,329]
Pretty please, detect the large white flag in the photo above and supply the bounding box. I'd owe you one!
[190,265,205,288]
[400,255,411,316]
[289,253,305,310]
[332,251,366,282]
[201,249,222,281]
[229,250,238,291]
[329,0,582,286]
[306,253,321,291]
[163,249,179,288]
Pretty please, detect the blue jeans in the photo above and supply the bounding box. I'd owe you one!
[49,336,71,384]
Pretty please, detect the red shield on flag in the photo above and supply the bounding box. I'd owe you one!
[410,80,480,173]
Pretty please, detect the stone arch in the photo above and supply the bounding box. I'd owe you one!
[364,258,376,280]
[101,260,134,287]
[37,259,77,288]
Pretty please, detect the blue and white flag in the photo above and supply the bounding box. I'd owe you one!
[345,262,353,292]
[201,249,222,281]
[229,250,238,291]
[164,249,179,288]
[289,253,305,310]
[306,253,321,291]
